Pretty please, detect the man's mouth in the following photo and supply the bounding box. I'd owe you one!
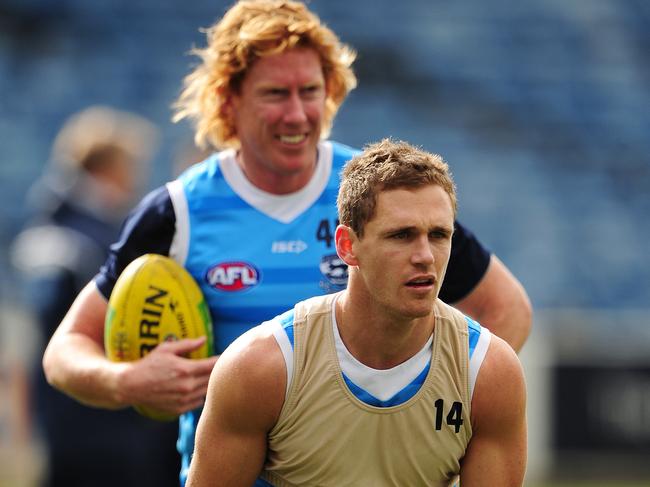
[278,133,307,144]
[406,277,435,287]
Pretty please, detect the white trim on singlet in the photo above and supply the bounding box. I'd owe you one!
[469,328,491,399]
[331,297,433,402]
[166,179,190,265]
[219,142,333,223]
[267,318,294,401]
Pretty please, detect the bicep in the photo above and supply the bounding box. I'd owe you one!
[190,378,268,486]
[51,281,108,348]
[460,336,527,486]
[188,331,286,487]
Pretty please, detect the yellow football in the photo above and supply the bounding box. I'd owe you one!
[105,253,213,421]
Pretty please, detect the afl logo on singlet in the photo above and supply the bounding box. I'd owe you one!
[206,262,260,292]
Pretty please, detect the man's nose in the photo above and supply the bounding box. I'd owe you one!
[283,92,308,124]
[411,236,434,266]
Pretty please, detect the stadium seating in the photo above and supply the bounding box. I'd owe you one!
[1,0,648,311]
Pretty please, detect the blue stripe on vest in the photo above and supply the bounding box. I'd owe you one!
[278,309,295,348]
[466,316,481,359]
[342,362,431,408]
[253,478,274,487]
[216,306,295,323]
[255,266,325,284]
[191,192,339,212]
[314,187,339,205]
[191,195,254,212]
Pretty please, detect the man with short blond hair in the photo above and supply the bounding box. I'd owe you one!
[188,139,527,486]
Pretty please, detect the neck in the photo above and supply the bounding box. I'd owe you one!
[235,150,317,195]
[335,288,435,370]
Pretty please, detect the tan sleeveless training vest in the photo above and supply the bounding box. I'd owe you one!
[260,292,472,487]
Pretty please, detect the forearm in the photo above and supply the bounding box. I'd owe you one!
[188,438,266,487]
[459,436,527,487]
[43,332,130,409]
[461,335,528,485]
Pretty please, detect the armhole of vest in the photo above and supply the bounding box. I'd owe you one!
[269,318,295,402]
[467,318,491,400]
[166,180,189,265]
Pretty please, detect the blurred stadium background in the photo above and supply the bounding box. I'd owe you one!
[1,0,649,486]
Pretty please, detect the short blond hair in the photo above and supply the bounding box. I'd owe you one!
[338,139,457,238]
[173,0,357,149]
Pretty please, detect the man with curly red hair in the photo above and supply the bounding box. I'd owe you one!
[43,2,531,485]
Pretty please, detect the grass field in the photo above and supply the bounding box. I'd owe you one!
[2,444,650,487]
[530,484,650,487]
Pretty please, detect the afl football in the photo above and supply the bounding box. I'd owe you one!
[105,253,213,420]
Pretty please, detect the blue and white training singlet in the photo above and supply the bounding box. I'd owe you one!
[168,141,358,484]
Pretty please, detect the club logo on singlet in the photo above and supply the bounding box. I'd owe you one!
[319,254,348,288]
[205,261,260,292]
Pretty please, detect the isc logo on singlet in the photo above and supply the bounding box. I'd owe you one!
[206,262,260,292]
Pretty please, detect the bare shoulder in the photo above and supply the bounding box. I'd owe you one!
[471,334,526,429]
[216,322,286,380]
[206,322,287,427]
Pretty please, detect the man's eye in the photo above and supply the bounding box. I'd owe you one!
[264,89,287,97]
[302,86,320,96]
[429,231,449,240]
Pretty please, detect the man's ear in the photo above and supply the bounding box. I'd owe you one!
[335,225,359,266]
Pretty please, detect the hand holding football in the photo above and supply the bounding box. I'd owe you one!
[104,254,213,420]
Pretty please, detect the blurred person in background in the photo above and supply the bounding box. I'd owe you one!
[42,1,532,485]
[10,106,181,487]
[0,303,34,485]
